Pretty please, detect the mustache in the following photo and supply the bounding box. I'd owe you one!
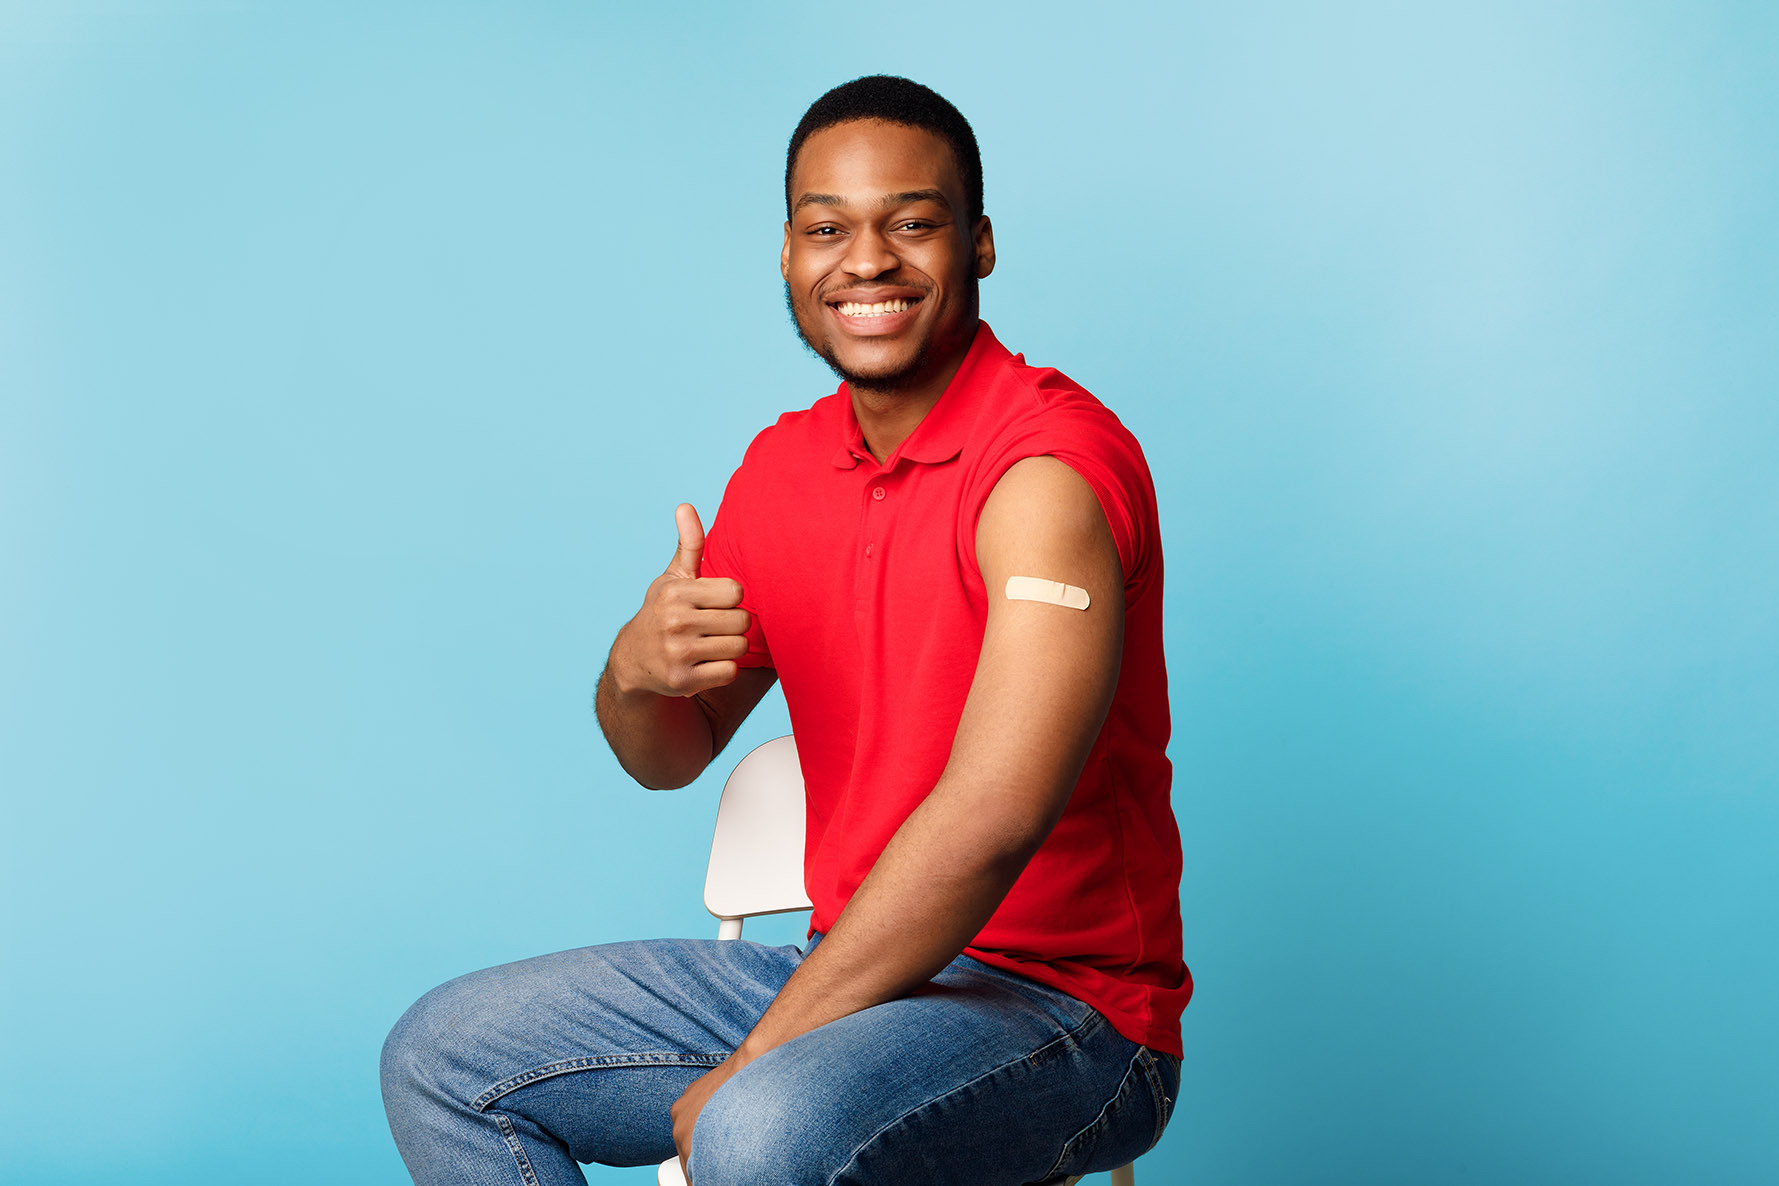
[816,282,932,303]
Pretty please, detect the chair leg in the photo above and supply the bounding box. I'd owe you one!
[1060,1161,1134,1186]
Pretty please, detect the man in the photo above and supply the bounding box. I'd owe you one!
[382,75,1190,1186]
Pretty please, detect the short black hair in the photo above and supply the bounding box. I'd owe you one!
[785,75,984,225]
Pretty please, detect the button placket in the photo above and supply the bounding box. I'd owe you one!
[862,477,891,561]
[856,475,889,634]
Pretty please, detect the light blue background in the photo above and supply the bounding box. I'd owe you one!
[3,2,1775,1183]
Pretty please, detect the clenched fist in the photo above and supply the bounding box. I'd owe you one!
[608,504,752,698]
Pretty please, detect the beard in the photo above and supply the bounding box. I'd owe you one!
[783,276,976,394]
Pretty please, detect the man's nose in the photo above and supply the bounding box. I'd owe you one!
[843,227,898,279]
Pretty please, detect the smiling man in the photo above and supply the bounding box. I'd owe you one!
[382,76,1189,1186]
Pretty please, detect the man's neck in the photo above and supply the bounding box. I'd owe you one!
[849,321,979,465]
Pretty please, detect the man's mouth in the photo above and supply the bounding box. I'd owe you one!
[830,296,921,319]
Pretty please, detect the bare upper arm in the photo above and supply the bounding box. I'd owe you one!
[944,456,1124,843]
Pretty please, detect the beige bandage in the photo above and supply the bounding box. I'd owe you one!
[1005,575,1091,610]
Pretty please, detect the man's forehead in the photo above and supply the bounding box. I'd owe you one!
[789,119,965,209]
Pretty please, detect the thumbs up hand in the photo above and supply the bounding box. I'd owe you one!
[609,504,752,698]
[666,502,707,580]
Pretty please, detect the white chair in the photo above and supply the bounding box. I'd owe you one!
[657,735,1136,1186]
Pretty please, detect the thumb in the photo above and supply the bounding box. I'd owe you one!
[668,503,705,578]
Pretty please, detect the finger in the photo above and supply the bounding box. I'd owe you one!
[682,577,745,610]
[687,607,751,638]
[667,503,705,579]
[671,1109,693,1186]
[677,659,740,696]
[680,634,750,665]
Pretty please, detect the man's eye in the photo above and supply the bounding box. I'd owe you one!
[808,226,841,236]
[896,221,931,231]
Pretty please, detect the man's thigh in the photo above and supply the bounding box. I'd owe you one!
[689,952,1175,1186]
[382,936,805,1169]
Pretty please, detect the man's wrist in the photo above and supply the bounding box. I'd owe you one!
[727,1034,772,1070]
[602,626,650,698]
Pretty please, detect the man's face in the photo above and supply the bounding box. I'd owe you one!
[782,119,995,393]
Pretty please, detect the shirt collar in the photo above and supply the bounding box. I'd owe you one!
[829,321,1011,470]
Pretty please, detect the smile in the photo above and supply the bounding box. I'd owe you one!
[834,298,919,318]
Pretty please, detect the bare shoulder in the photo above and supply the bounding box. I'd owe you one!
[978,456,1116,572]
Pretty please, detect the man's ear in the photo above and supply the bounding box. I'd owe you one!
[781,221,792,280]
[973,216,996,280]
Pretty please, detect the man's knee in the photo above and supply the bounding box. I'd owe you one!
[380,976,466,1111]
[380,961,533,1114]
[380,945,674,1116]
[689,1061,850,1186]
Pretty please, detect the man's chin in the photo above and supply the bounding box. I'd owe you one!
[824,352,929,392]
[801,331,933,389]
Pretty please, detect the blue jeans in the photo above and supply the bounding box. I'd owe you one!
[381,933,1179,1185]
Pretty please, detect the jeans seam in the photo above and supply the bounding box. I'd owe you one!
[472,1051,730,1112]
[490,1110,541,1186]
[1136,1048,1168,1150]
[1040,1045,1151,1183]
[824,1008,1109,1186]
[1025,1007,1107,1067]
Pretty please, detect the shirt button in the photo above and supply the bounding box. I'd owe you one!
[865,543,873,557]
[872,486,886,501]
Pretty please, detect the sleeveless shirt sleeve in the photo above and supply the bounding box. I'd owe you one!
[963,406,1159,589]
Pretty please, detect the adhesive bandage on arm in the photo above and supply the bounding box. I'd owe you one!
[1005,575,1091,610]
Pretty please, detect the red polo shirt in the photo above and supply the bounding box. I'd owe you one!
[702,322,1190,1054]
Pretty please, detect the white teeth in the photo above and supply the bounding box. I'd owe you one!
[837,298,913,317]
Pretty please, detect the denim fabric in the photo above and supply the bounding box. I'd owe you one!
[381,933,1179,1186]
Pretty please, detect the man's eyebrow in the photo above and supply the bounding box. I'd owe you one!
[882,189,952,210]
[793,192,847,212]
[791,189,954,213]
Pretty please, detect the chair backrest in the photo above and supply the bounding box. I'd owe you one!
[703,735,812,930]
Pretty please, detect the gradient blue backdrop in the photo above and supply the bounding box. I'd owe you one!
[3,2,1775,1183]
